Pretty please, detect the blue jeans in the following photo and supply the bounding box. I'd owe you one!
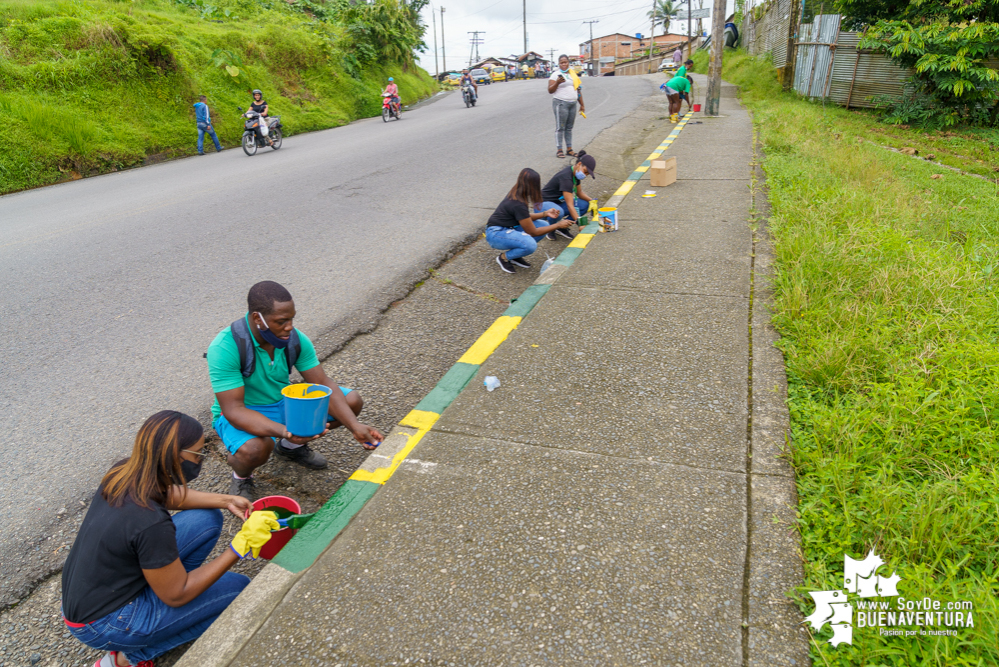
[486,225,537,260]
[197,122,222,154]
[542,198,586,223]
[66,509,249,663]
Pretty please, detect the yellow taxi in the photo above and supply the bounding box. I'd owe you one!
[489,66,507,82]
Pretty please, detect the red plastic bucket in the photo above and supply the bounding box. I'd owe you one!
[252,495,301,560]
[693,103,702,112]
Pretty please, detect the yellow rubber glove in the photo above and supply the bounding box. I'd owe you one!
[230,511,279,559]
[587,200,599,218]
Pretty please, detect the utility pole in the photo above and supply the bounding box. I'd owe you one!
[687,0,692,59]
[440,6,446,72]
[467,31,484,67]
[583,20,599,76]
[432,5,439,78]
[522,0,527,54]
[705,0,725,115]
[647,0,657,73]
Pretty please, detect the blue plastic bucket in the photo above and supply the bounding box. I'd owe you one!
[281,383,332,437]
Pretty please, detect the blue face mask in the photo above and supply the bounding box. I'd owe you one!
[254,312,290,349]
[575,170,586,180]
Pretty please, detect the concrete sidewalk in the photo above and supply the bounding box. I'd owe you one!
[182,81,809,666]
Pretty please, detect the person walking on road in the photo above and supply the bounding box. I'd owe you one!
[548,54,585,159]
[539,151,599,241]
[487,168,572,273]
[661,73,691,123]
[672,46,683,66]
[61,411,275,667]
[206,281,384,501]
[193,95,222,155]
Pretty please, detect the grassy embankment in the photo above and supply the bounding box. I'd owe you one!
[694,50,999,665]
[0,0,436,194]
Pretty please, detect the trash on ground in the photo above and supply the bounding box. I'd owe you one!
[484,376,501,392]
[540,252,555,274]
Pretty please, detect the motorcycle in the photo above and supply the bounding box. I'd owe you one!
[382,93,401,122]
[238,107,283,156]
[461,83,476,108]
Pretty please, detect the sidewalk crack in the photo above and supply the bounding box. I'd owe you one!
[428,269,506,304]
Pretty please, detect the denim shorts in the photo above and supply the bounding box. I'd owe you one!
[213,388,352,454]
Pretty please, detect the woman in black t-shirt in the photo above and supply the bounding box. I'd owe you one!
[62,411,277,667]
[486,168,573,273]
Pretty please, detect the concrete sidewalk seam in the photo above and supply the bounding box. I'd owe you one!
[413,426,753,475]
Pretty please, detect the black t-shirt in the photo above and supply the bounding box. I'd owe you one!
[541,166,577,202]
[250,100,267,114]
[487,197,531,228]
[62,486,178,623]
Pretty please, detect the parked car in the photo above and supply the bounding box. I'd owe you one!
[658,60,679,75]
[471,68,491,85]
[489,66,506,82]
[441,72,461,88]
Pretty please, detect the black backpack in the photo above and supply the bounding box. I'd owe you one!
[205,317,302,378]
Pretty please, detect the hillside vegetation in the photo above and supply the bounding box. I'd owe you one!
[0,0,436,194]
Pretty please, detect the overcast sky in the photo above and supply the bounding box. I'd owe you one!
[416,0,736,73]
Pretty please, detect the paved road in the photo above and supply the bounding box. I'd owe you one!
[0,76,658,605]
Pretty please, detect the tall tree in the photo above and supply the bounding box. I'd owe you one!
[648,0,680,35]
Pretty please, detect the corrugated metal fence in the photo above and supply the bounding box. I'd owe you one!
[742,0,794,68]
[743,5,917,108]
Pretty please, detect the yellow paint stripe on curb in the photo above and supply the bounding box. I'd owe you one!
[613,180,636,197]
[568,233,594,249]
[457,316,522,365]
[634,165,650,173]
[399,409,440,431]
[349,425,434,484]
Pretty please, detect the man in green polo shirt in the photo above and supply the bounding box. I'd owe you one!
[207,281,384,500]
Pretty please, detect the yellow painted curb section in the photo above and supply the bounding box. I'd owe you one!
[634,165,650,173]
[399,409,440,431]
[568,233,594,249]
[349,425,433,485]
[613,180,636,197]
[457,316,522,365]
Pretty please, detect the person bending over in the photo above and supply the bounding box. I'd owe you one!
[487,168,572,274]
[661,74,691,123]
[539,151,599,241]
[207,281,384,501]
[62,411,275,667]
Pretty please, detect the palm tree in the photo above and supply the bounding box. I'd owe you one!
[648,0,680,37]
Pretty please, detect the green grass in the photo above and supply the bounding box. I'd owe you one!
[0,0,437,194]
[706,49,999,664]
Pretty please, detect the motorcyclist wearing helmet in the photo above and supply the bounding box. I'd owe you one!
[460,69,477,102]
[249,89,273,147]
[382,77,400,115]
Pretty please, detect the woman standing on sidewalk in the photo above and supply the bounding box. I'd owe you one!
[548,54,585,159]
[487,168,572,273]
[61,411,277,667]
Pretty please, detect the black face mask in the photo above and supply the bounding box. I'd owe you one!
[181,459,202,483]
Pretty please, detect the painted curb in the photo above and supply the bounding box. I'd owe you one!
[176,111,695,667]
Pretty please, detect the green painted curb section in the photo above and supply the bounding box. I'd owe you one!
[554,247,583,267]
[581,223,601,234]
[272,478,379,573]
[504,284,551,318]
[414,361,480,414]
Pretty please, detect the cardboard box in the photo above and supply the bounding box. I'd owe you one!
[650,157,676,187]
